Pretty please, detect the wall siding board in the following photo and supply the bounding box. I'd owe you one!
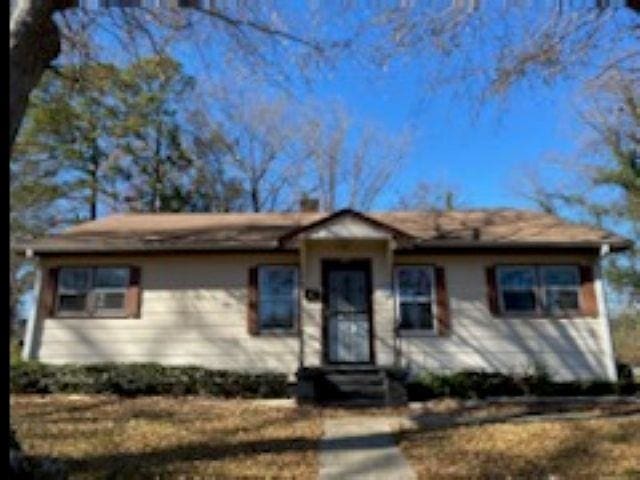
[32,250,614,381]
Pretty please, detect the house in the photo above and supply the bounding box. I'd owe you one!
[17,206,631,403]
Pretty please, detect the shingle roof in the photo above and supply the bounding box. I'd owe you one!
[17,209,631,254]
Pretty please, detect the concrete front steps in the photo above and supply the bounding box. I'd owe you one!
[296,366,408,407]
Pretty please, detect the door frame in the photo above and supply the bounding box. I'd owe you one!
[321,259,375,365]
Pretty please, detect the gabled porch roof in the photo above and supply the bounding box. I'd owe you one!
[278,209,416,247]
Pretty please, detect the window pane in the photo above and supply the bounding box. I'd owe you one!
[94,268,129,288]
[502,291,536,311]
[258,266,297,330]
[399,302,433,330]
[259,267,295,299]
[499,267,535,289]
[95,291,126,311]
[58,294,87,312]
[543,267,579,287]
[398,267,431,297]
[59,268,91,291]
[546,289,579,311]
[329,270,366,313]
[259,301,294,329]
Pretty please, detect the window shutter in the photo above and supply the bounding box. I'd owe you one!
[41,267,59,318]
[435,266,450,335]
[126,266,142,318]
[579,265,598,318]
[486,266,499,315]
[248,267,259,335]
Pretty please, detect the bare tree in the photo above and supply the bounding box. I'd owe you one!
[298,103,412,211]
[366,2,639,110]
[183,94,411,213]
[11,2,639,152]
[517,68,640,300]
[202,93,301,213]
[395,181,463,211]
[9,1,346,152]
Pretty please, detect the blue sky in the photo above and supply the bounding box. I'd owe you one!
[296,55,581,211]
[54,2,636,215]
[147,4,616,213]
[80,3,627,214]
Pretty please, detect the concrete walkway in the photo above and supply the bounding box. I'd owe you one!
[319,416,416,480]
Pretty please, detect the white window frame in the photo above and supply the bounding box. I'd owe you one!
[56,266,129,318]
[394,265,437,335]
[539,265,581,314]
[257,265,299,333]
[496,265,539,315]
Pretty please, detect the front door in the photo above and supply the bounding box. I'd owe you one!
[322,260,373,364]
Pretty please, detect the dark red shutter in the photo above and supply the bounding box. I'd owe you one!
[579,265,598,317]
[126,266,142,318]
[435,266,451,335]
[41,267,59,318]
[248,267,259,335]
[486,266,499,315]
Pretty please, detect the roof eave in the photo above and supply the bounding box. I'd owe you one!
[398,239,632,252]
[12,242,297,255]
[15,239,631,256]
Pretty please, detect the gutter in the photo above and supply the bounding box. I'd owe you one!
[15,240,630,256]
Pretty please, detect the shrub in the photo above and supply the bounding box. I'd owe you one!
[612,310,640,365]
[10,362,289,398]
[406,370,638,401]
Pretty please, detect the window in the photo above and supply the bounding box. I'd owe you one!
[56,267,129,317]
[497,266,537,313]
[395,266,435,332]
[57,268,91,314]
[257,266,298,331]
[496,265,581,315]
[541,266,580,314]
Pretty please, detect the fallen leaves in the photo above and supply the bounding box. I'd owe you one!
[399,409,640,479]
[11,394,321,479]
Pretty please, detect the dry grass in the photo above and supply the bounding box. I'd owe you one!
[399,407,640,479]
[11,394,321,479]
[12,394,640,479]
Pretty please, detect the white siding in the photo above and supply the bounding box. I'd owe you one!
[395,253,615,381]
[30,249,616,382]
[300,239,394,367]
[305,215,391,240]
[32,253,300,376]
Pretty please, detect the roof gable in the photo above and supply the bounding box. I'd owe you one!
[278,209,414,246]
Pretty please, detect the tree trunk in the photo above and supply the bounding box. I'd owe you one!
[90,159,98,220]
[153,122,163,212]
[10,0,74,152]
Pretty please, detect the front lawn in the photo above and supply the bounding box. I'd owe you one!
[399,402,640,479]
[11,394,640,479]
[11,395,321,479]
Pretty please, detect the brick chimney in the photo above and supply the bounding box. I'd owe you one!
[300,195,320,213]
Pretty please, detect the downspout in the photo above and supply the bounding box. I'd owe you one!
[388,239,400,369]
[596,243,618,382]
[21,250,40,361]
[298,239,306,371]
